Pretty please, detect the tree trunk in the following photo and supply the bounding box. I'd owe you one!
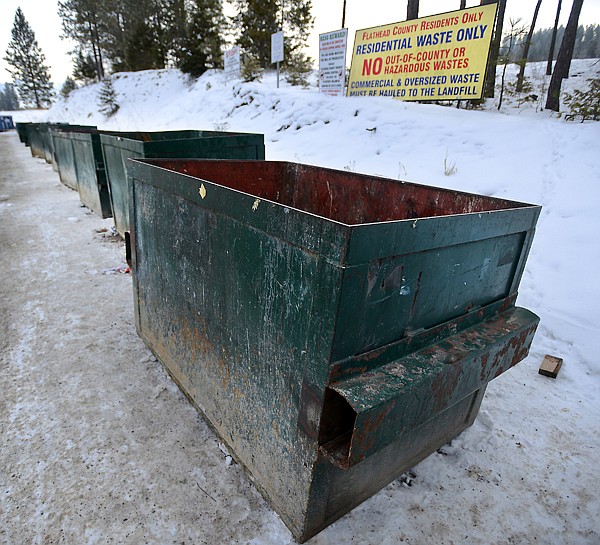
[545,0,584,111]
[407,0,419,20]
[546,0,562,75]
[516,0,543,92]
[483,0,507,98]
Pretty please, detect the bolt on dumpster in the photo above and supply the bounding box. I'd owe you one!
[126,159,540,542]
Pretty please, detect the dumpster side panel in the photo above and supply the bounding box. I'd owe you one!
[331,209,540,361]
[29,124,45,158]
[73,134,113,218]
[53,134,78,190]
[101,137,144,236]
[16,122,31,145]
[145,134,266,160]
[129,169,345,537]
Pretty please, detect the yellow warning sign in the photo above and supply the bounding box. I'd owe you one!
[348,4,498,101]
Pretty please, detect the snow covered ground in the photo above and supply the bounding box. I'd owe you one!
[1,59,599,544]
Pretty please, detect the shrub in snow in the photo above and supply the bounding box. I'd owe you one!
[241,55,263,82]
[60,77,77,99]
[283,52,313,87]
[98,77,120,117]
[564,77,600,122]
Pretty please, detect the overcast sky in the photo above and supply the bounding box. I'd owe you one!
[1,0,600,85]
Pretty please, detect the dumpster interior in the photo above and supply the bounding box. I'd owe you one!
[140,159,531,225]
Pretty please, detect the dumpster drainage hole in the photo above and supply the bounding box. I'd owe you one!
[318,388,356,467]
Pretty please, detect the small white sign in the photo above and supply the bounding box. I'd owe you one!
[271,31,284,64]
[319,28,348,97]
[224,46,241,79]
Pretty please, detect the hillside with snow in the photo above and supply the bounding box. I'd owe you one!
[2,60,599,544]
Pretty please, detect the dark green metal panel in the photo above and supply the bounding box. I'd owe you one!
[100,130,266,237]
[70,131,113,218]
[28,123,46,158]
[126,159,540,542]
[15,122,31,145]
[52,130,78,190]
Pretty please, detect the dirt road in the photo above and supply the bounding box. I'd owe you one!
[0,131,288,544]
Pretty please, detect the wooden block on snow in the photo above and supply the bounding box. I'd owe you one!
[539,355,563,379]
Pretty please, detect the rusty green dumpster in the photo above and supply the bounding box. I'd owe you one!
[100,130,265,237]
[51,128,112,220]
[126,159,540,542]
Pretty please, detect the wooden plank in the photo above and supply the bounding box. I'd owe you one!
[539,354,563,378]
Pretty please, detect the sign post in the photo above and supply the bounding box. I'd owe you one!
[271,31,284,88]
[319,29,349,97]
[347,4,498,101]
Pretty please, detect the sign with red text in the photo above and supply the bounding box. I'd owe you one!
[319,29,348,97]
[224,46,241,79]
[347,4,497,101]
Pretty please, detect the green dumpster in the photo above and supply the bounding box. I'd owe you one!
[27,122,71,162]
[101,130,265,237]
[28,123,47,158]
[52,129,79,190]
[70,131,113,218]
[49,124,96,172]
[15,122,31,145]
[126,159,541,542]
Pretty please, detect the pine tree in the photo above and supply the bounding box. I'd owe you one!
[58,0,106,80]
[3,8,54,108]
[0,83,20,110]
[483,0,507,98]
[98,77,119,116]
[60,77,78,98]
[547,0,562,74]
[176,0,224,78]
[546,0,585,112]
[73,49,99,83]
[232,0,314,70]
[516,0,543,93]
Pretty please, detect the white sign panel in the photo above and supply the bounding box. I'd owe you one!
[271,31,284,64]
[319,29,348,97]
[224,46,241,79]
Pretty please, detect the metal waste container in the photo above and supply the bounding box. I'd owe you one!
[100,130,265,237]
[126,159,540,542]
[51,128,113,219]
[15,122,31,145]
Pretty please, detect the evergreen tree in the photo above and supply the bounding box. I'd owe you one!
[232,0,313,70]
[58,0,106,80]
[516,0,543,93]
[73,49,99,83]
[0,83,20,110]
[547,0,562,74]
[3,8,54,108]
[98,77,119,116]
[546,0,585,112]
[177,0,224,78]
[483,0,507,98]
[60,77,78,98]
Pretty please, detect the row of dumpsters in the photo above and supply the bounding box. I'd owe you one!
[14,121,540,542]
